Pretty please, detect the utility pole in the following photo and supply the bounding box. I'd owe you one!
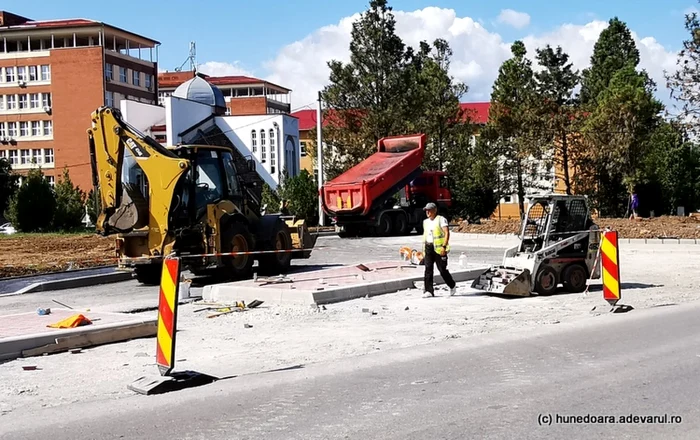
[316,91,325,226]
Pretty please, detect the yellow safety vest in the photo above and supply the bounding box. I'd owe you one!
[423,216,450,255]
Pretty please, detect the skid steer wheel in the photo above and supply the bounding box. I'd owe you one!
[535,265,558,296]
[562,264,588,293]
[221,222,254,279]
[258,220,293,275]
[134,264,163,286]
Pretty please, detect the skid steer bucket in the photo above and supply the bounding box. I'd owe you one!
[471,267,533,297]
[284,218,317,259]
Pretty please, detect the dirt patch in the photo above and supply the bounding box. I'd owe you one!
[456,216,700,239]
[0,234,115,278]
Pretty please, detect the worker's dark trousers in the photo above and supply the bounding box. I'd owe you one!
[423,243,456,295]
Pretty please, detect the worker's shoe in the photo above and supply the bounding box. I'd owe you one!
[448,287,457,297]
[422,291,434,298]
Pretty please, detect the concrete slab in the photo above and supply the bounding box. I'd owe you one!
[203,261,489,306]
[0,308,156,361]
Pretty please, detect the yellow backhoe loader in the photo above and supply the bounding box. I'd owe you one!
[87,106,316,284]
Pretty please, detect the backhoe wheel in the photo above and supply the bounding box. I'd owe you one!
[562,264,588,293]
[377,214,392,236]
[535,265,558,296]
[259,220,293,275]
[134,264,162,286]
[221,222,254,279]
[393,213,409,236]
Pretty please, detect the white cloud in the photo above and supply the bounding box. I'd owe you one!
[197,61,254,77]
[497,9,531,29]
[203,7,680,109]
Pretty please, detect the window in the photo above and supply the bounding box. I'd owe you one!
[0,96,4,111]
[17,66,27,82]
[6,67,15,83]
[43,121,53,136]
[18,94,28,109]
[9,150,18,165]
[7,95,16,110]
[300,141,307,157]
[269,128,276,173]
[0,150,5,159]
[0,122,5,137]
[260,129,266,162]
[40,65,50,81]
[46,175,55,186]
[105,91,114,107]
[29,66,37,82]
[221,151,241,197]
[195,150,225,211]
[44,148,54,163]
[145,74,152,89]
[42,94,51,108]
[19,122,29,137]
[251,130,257,153]
[32,149,42,164]
[105,63,113,80]
[30,93,40,108]
[119,67,127,83]
[132,70,140,87]
[7,122,17,137]
[31,121,41,136]
[20,149,30,164]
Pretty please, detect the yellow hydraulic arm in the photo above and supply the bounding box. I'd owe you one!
[87,106,190,256]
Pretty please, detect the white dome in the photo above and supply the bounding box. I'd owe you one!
[173,75,226,112]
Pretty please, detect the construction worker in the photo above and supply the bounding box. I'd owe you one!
[421,202,457,298]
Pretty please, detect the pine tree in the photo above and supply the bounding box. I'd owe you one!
[6,168,56,232]
[52,168,86,230]
[0,158,19,219]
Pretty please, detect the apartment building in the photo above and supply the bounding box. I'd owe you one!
[158,70,291,116]
[0,10,159,190]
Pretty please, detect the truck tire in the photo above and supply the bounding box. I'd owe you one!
[535,265,558,296]
[134,264,162,286]
[393,213,409,236]
[562,263,588,293]
[258,219,293,275]
[377,214,393,236]
[221,222,254,279]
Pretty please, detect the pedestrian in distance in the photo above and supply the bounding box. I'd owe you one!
[421,202,457,298]
[629,190,639,220]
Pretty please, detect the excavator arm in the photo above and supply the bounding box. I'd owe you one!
[87,106,189,257]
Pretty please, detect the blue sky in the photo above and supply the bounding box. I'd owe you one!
[2,1,697,106]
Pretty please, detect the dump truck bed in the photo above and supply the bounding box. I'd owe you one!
[321,134,426,216]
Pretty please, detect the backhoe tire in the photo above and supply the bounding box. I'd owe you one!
[535,265,558,296]
[393,213,409,236]
[134,264,162,286]
[562,264,588,293]
[258,219,293,275]
[221,222,254,279]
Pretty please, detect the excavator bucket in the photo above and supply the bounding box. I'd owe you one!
[471,267,533,297]
[285,218,317,259]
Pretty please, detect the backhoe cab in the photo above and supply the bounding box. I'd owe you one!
[87,106,315,284]
[471,194,602,296]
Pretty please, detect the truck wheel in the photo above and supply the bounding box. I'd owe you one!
[377,215,393,236]
[393,214,409,236]
[134,264,162,286]
[562,264,588,293]
[259,220,293,275]
[535,265,558,296]
[221,222,254,279]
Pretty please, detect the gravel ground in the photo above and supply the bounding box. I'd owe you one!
[1,234,698,417]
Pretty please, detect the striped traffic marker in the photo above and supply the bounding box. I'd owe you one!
[600,230,621,306]
[156,257,180,376]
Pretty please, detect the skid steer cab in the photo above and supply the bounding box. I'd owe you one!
[472,194,602,296]
[87,106,316,285]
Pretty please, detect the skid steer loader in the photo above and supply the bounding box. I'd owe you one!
[471,194,602,296]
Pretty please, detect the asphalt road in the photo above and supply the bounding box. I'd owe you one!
[0,266,117,295]
[0,235,506,314]
[2,299,699,439]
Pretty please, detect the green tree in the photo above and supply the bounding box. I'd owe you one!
[580,17,641,106]
[532,45,583,195]
[279,170,319,223]
[486,40,539,219]
[6,168,56,232]
[0,158,19,219]
[86,188,101,225]
[52,168,86,230]
[261,181,281,213]
[666,4,700,135]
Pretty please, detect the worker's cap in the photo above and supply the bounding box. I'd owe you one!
[423,202,437,211]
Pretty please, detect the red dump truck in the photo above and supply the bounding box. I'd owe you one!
[320,133,453,237]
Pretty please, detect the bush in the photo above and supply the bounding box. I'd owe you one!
[86,188,102,225]
[261,182,281,213]
[6,168,56,232]
[0,158,19,219]
[53,168,86,230]
[279,170,319,224]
